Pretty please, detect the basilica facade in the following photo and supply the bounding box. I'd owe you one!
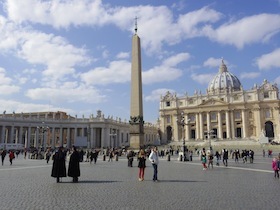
[159,60,280,144]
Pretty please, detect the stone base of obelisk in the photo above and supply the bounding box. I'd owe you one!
[129,134,144,150]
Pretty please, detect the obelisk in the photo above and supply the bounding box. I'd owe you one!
[129,17,144,149]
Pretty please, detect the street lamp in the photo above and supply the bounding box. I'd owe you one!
[206,130,214,152]
[37,122,49,152]
[177,112,190,161]
[109,129,117,148]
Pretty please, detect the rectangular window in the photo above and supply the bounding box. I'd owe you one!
[211,112,217,121]
[166,115,171,124]
[264,92,269,98]
[166,101,170,107]
[235,111,241,120]
[265,109,271,118]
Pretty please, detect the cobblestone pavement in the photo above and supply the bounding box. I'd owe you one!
[0,152,279,210]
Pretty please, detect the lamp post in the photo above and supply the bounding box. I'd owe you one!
[37,122,49,152]
[177,112,190,161]
[207,130,214,152]
[109,129,117,148]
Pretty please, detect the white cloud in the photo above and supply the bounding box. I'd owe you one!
[4,1,223,54]
[80,60,131,85]
[162,53,190,67]
[143,53,190,84]
[0,67,21,94]
[255,48,280,70]
[25,85,106,104]
[204,14,280,49]
[5,0,108,28]
[203,57,224,67]
[116,52,129,59]
[19,32,91,79]
[191,73,216,85]
[145,88,175,102]
[0,99,72,114]
[240,72,261,79]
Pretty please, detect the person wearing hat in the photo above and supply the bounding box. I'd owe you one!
[68,146,80,183]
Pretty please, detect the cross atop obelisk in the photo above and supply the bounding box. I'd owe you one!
[129,17,144,149]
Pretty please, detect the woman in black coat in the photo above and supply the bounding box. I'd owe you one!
[51,147,66,183]
[68,146,80,183]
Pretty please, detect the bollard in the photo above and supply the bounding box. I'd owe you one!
[103,155,106,161]
[167,154,170,161]
[115,155,118,161]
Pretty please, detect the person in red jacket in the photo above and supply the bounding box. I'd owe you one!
[9,150,15,165]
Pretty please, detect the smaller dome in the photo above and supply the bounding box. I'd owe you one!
[208,60,241,93]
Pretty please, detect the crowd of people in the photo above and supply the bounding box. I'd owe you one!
[1,146,280,182]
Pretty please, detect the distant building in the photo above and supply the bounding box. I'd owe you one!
[0,110,157,150]
[159,60,280,144]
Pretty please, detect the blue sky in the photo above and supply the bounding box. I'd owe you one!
[0,0,280,123]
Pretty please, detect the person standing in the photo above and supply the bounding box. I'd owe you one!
[149,147,159,182]
[223,149,229,167]
[127,150,134,167]
[201,148,207,170]
[137,149,146,181]
[68,146,80,183]
[272,157,279,178]
[45,149,52,164]
[1,150,7,166]
[51,147,66,183]
[207,152,214,169]
[9,150,15,165]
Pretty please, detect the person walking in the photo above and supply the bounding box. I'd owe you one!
[45,149,52,164]
[1,150,7,166]
[9,150,15,165]
[51,147,66,183]
[223,149,229,167]
[149,147,159,182]
[68,146,80,183]
[137,149,146,181]
[207,152,214,169]
[272,157,279,178]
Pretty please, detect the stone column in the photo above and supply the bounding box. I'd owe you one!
[218,112,222,139]
[242,109,247,138]
[1,125,5,144]
[199,113,203,140]
[91,128,95,148]
[226,111,231,139]
[195,113,199,140]
[67,127,71,149]
[52,127,56,149]
[10,125,14,143]
[173,114,180,142]
[254,108,261,138]
[101,127,105,148]
[74,127,77,147]
[59,127,63,147]
[19,126,23,144]
[207,112,211,133]
[230,111,235,138]
[27,126,31,148]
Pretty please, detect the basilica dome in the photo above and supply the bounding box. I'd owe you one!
[207,60,242,93]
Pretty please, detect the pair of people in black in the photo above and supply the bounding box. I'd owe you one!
[51,146,80,183]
